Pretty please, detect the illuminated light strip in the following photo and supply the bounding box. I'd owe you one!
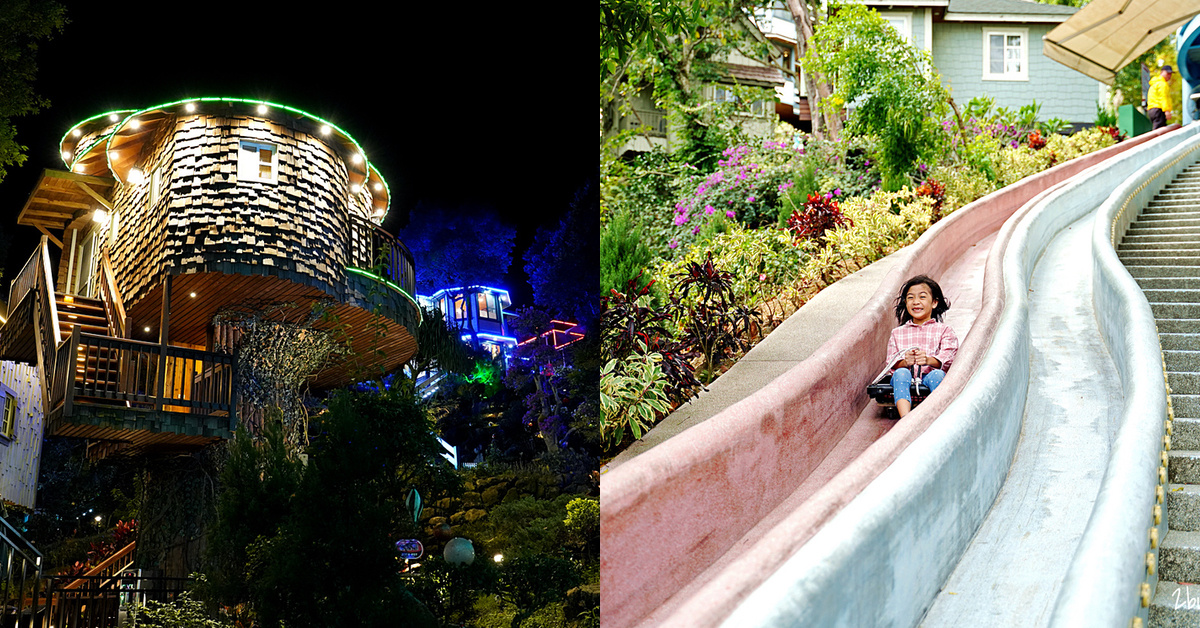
[345,266,423,324]
[477,333,519,344]
[426,285,511,300]
[59,109,137,166]
[78,97,390,217]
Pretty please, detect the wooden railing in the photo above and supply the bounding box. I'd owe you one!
[7,244,42,317]
[63,542,135,592]
[44,571,190,628]
[52,327,235,420]
[97,251,127,339]
[347,216,416,297]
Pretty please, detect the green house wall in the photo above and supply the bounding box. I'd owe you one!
[931,21,1099,123]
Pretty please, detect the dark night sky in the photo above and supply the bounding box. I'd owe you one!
[0,1,595,308]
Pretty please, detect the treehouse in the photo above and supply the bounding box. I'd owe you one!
[0,98,421,466]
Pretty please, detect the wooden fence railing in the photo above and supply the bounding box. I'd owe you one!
[347,215,416,297]
[52,328,235,420]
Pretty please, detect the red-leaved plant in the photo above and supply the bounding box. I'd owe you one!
[1027,131,1047,150]
[916,178,946,222]
[787,193,852,246]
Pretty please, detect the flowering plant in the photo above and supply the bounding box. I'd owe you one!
[787,193,852,245]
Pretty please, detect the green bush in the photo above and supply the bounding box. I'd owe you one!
[601,210,653,295]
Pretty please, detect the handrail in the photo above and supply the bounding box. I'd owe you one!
[0,516,42,576]
[7,243,42,317]
[41,240,61,347]
[62,541,136,591]
[98,249,127,338]
[347,215,416,297]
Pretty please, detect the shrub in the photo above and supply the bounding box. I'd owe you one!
[600,345,672,446]
[787,193,852,246]
[601,210,654,295]
[674,253,761,383]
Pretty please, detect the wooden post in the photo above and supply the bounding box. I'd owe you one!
[154,275,171,413]
[63,325,79,418]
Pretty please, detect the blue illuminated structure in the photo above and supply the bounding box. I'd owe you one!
[418,285,518,363]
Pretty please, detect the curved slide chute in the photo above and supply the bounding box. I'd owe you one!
[601,126,1184,628]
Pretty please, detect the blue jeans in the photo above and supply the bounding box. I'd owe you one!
[891,368,946,404]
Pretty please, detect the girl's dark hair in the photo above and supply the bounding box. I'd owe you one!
[894,274,950,324]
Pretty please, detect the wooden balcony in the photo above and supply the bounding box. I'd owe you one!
[47,326,235,454]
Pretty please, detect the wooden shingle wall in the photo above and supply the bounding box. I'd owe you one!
[0,362,45,509]
[107,113,381,312]
[108,118,172,308]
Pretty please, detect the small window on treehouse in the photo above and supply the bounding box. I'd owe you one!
[238,141,278,183]
[454,296,467,321]
[0,390,16,441]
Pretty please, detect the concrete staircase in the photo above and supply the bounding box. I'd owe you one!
[1119,163,1200,626]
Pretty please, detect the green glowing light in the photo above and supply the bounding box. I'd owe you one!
[67,97,390,218]
[59,109,137,169]
[466,361,495,385]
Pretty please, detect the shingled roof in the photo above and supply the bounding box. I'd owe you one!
[947,0,1077,16]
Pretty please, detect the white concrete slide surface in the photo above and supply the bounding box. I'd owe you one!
[720,126,1200,628]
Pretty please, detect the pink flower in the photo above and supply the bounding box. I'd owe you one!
[692,225,701,235]
[726,210,736,218]
[748,196,756,202]
[704,204,716,215]
[759,274,767,281]
[668,240,679,249]
[674,213,689,226]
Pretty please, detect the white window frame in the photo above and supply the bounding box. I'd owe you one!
[0,385,17,441]
[879,12,913,45]
[237,140,278,183]
[982,28,1029,82]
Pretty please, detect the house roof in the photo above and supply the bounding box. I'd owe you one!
[725,63,787,87]
[945,0,1077,21]
[59,98,393,224]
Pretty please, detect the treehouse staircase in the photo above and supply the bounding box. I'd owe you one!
[57,295,122,406]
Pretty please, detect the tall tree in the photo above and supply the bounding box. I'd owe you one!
[0,0,67,184]
[403,306,475,381]
[785,0,841,138]
[524,181,601,327]
[601,0,777,169]
[399,203,516,295]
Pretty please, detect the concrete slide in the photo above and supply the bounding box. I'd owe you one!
[601,126,1185,628]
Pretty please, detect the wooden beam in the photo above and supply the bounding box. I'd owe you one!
[73,181,114,211]
[29,197,91,211]
[155,274,171,413]
[35,226,63,249]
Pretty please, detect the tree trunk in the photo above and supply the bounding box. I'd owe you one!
[786,0,841,139]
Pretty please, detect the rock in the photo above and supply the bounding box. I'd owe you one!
[502,488,521,503]
[564,583,600,619]
[482,486,504,507]
[462,491,482,508]
[450,511,465,525]
[463,509,487,523]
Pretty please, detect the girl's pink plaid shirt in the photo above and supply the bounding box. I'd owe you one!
[887,319,959,378]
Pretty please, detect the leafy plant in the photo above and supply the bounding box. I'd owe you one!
[787,193,852,246]
[674,253,760,383]
[121,574,232,628]
[600,345,671,446]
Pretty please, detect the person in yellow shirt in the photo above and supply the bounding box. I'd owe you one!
[1148,65,1177,129]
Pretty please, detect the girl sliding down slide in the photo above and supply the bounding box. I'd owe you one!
[886,275,959,418]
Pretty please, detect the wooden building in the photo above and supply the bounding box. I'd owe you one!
[0,98,421,477]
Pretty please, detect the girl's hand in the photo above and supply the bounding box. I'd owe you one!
[902,348,919,367]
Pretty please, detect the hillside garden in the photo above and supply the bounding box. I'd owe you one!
[599,1,1124,461]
